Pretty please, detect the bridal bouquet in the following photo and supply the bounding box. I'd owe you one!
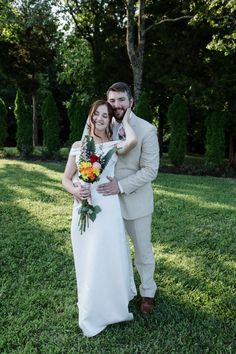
[76,135,115,234]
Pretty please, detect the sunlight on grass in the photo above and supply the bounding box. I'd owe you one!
[155,189,236,211]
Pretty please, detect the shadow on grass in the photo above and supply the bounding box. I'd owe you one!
[0,203,80,353]
[0,160,65,203]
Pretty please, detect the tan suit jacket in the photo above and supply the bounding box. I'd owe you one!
[113,112,159,220]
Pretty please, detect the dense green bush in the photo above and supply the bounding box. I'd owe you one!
[134,91,153,123]
[41,91,60,154]
[67,93,87,144]
[205,111,226,169]
[0,97,8,147]
[167,94,189,166]
[14,89,33,156]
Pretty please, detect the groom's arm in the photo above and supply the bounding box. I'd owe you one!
[118,127,159,195]
[96,126,159,196]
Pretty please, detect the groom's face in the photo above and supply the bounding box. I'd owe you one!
[107,91,133,122]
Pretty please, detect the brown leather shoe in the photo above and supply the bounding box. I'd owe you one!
[140,297,154,314]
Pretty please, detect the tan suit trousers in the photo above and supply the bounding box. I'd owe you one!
[124,215,157,298]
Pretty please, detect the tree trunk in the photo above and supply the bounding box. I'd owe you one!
[126,2,191,103]
[126,0,145,103]
[132,64,143,105]
[32,93,38,147]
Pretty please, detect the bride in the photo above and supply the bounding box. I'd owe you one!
[62,99,137,337]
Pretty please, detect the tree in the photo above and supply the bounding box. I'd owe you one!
[41,91,60,154]
[205,111,226,169]
[14,89,33,156]
[67,92,87,144]
[167,94,189,166]
[126,0,145,102]
[0,97,8,147]
[58,35,95,101]
[190,0,236,55]
[134,91,153,123]
[190,0,236,167]
[126,0,192,101]
[63,0,130,96]
[0,0,59,146]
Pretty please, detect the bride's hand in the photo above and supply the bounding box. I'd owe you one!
[73,183,90,201]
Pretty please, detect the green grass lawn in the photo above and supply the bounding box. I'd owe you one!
[0,159,235,354]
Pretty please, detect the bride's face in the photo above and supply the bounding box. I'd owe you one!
[92,104,110,132]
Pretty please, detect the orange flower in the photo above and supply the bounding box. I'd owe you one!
[80,166,96,181]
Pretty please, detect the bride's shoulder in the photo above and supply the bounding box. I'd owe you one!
[71,141,81,149]
[69,141,81,156]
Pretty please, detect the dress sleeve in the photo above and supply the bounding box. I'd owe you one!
[69,147,80,156]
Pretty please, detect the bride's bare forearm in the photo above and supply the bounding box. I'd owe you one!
[62,176,77,195]
[117,121,137,155]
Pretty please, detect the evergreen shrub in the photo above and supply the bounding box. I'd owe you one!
[0,97,8,147]
[41,92,60,154]
[68,93,87,144]
[167,94,189,166]
[14,89,33,156]
[134,91,153,123]
[205,111,226,169]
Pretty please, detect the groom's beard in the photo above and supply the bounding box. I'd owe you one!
[113,108,126,123]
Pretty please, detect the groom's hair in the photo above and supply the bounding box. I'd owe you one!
[107,82,133,100]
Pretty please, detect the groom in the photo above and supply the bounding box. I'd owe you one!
[97,82,159,314]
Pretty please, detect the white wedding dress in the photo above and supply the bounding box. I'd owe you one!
[70,141,136,337]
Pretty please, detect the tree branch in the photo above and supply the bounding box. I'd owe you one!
[65,0,92,43]
[145,15,192,34]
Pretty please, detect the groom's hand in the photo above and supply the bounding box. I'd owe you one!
[96,177,120,196]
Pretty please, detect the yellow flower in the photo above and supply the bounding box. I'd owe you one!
[80,171,90,180]
[93,168,100,176]
[80,161,92,169]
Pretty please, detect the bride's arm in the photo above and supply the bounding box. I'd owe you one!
[116,108,137,155]
[62,155,79,196]
[62,142,89,201]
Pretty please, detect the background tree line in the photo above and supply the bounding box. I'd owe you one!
[0,0,235,172]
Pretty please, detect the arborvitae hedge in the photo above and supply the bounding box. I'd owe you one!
[134,91,153,123]
[0,97,8,147]
[41,91,60,154]
[68,93,87,144]
[205,111,226,168]
[167,94,189,166]
[14,89,33,156]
